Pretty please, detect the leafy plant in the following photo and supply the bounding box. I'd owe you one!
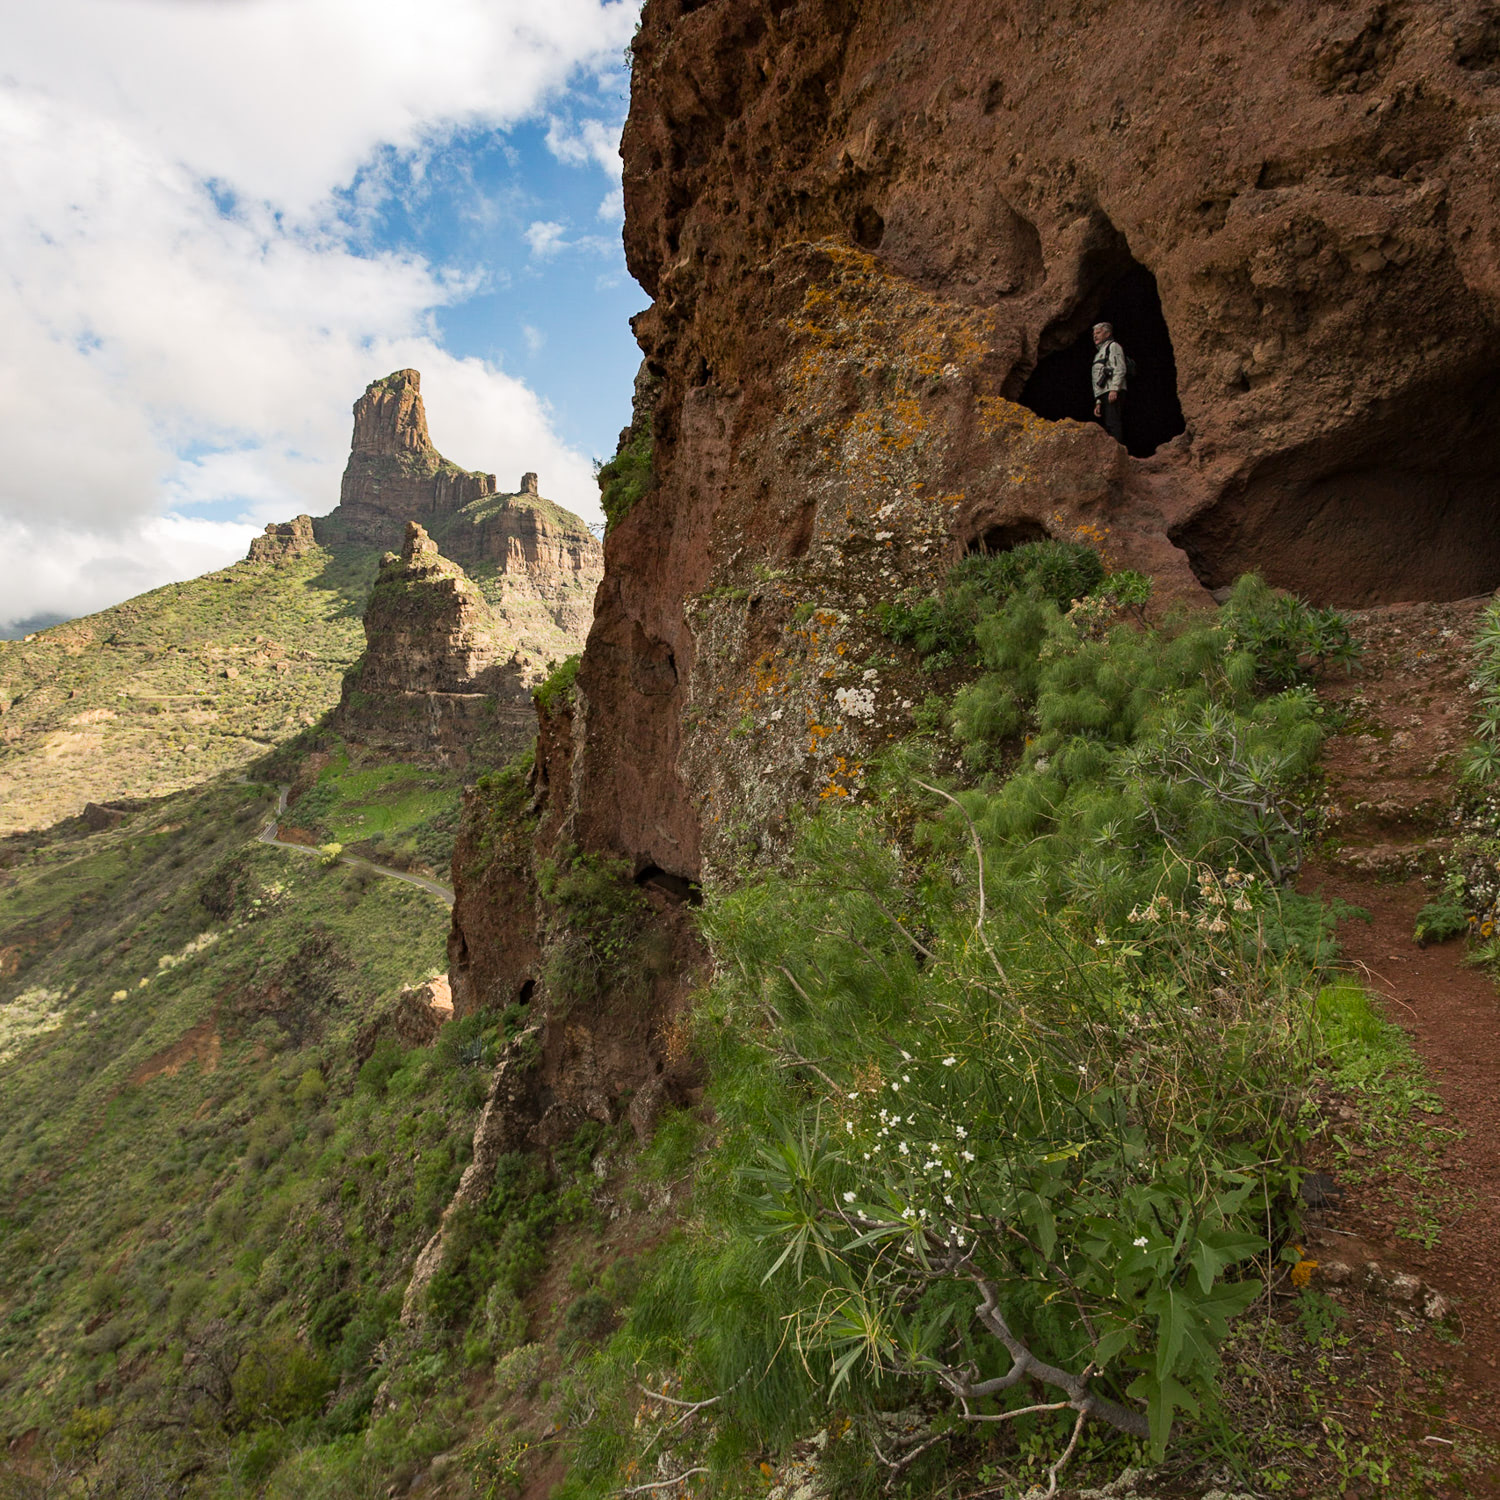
[1413,894,1469,947]
[535,654,581,713]
[595,420,653,532]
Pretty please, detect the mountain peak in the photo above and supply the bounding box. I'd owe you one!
[350,368,432,460]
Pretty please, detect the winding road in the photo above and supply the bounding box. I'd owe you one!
[256,783,454,907]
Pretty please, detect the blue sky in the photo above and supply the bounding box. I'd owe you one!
[340,104,644,465]
[0,0,645,633]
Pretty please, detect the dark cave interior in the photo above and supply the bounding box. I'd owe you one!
[1019,264,1187,458]
[1172,370,1500,608]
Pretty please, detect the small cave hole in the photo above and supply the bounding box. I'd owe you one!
[967,519,1049,554]
[1018,263,1186,458]
[852,204,885,250]
[635,864,704,907]
[516,979,536,1005]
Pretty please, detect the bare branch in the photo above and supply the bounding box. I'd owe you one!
[1043,1407,1088,1497]
[613,1467,709,1496]
[637,1386,722,1414]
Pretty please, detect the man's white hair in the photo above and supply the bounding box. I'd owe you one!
[1093,321,1113,337]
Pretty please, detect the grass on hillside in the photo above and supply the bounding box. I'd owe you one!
[0,774,460,1477]
[0,547,379,834]
[288,753,464,874]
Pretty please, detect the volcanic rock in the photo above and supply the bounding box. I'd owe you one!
[444,0,1500,1134]
[246,514,316,564]
[334,522,540,761]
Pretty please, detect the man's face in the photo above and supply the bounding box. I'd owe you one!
[1093,326,1108,346]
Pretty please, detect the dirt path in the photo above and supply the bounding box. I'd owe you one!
[256,782,454,906]
[1299,599,1500,1477]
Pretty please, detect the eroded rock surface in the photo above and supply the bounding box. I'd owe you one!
[451,0,1500,1135]
[334,522,541,762]
[246,514,315,565]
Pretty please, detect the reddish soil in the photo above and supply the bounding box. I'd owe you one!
[1299,598,1500,1491]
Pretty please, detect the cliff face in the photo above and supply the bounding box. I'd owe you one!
[334,522,539,762]
[582,0,1500,878]
[444,0,1500,1133]
[311,369,604,648]
[328,369,496,547]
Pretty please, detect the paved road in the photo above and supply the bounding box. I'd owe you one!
[255,783,455,907]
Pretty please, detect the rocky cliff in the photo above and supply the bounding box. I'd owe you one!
[246,513,316,564]
[444,0,1500,1136]
[333,522,540,763]
[316,370,602,642]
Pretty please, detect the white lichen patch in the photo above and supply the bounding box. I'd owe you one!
[834,685,877,719]
[0,987,66,1064]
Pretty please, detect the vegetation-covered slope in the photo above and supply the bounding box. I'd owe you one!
[0,778,459,1479]
[0,548,378,835]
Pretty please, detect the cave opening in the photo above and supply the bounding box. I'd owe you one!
[1171,366,1500,607]
[1018,264,1186,458]
[968,519,1050,554]
[636,864,704,906]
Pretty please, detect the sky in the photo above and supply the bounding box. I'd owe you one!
[0,0,646,636]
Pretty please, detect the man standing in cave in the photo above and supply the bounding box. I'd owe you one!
[1091,321,1128,446]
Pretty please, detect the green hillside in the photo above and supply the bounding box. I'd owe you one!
[0,548,378,836]
[0,778,458,1470]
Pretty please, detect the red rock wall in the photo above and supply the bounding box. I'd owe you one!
[451,0,1500,1130]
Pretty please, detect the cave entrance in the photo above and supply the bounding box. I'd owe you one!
[1018,264,1186,458]
[1171,369,1500,608]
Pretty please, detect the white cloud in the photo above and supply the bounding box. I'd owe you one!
[525,220,572,259]
[0,0,632,625]
[522,324,547,356]
[546,114,626,223]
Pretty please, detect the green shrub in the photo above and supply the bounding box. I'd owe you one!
[535,654,581,714]
[231,1334,335,1430]
[878,539,1106,667]
[538,849,650,1010]
[494,1341,547,1400]
[595,420,652,532]
[1413,894,1469,947]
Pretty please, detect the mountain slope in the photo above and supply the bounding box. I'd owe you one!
[0,547,376,836]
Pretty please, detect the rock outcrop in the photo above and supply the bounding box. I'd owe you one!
[329,370,496,547]
[246,514,315,564]
[319,369,600,606]
[334,523,541,762]
[443,0,1500,1139]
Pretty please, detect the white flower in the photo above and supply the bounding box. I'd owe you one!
[845,1120,854,1134]
[848,1092,859,1100]
[863,1152,871,1161]
[961,1150,975,1162]
[891,1082,900,1092]
[902,1074,911,1083]
[898,1141,909,1155]
[944,1169,952,1179]
[954,1232,966,1247]
[900,1050,913,1062]
[1133,1236,1149,1248]
[942,1056,956,1067]
[1077,1064,1087,1075]
[955,1126,968,1139]
[944,1194,954,1206]
[843,1192,856,1203]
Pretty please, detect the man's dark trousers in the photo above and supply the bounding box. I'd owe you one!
[1100,395,1124,445]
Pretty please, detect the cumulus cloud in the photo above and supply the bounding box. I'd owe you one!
[525,220,572,259]
[0,0,635,631]
[546,113,626,221]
